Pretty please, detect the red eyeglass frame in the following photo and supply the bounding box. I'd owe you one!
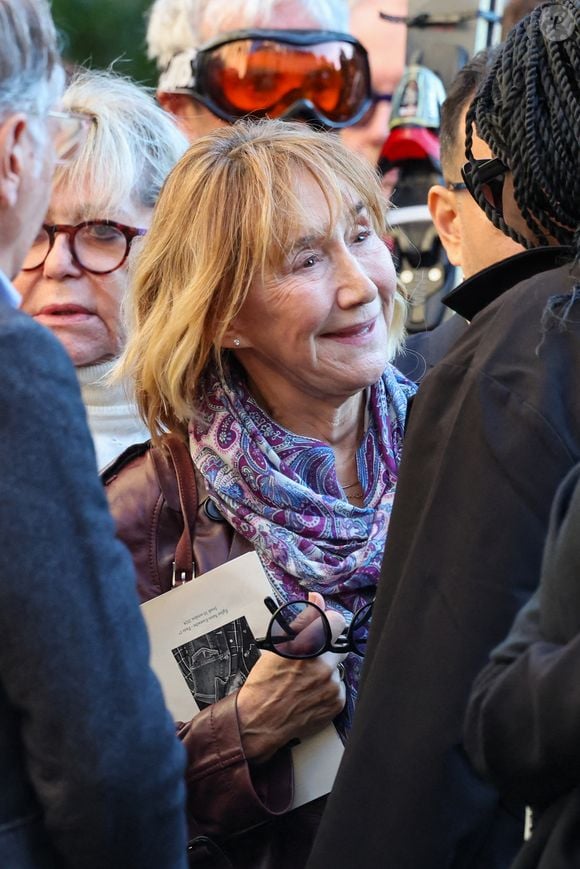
[21,220,147,275]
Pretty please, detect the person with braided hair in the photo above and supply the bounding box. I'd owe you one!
[306,3,580,869]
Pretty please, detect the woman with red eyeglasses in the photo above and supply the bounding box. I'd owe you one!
[15,68,188,468]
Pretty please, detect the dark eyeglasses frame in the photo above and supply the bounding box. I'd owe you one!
[460,157,509,217]
[22,220,147,275]
[254,595,374,659]
[186,28,372,129]
[445,180,468,192]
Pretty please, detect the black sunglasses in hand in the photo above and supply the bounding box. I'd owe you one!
[254,596,373,660]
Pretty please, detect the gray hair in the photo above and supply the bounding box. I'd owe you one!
[0,0,62,118]
[147,0,350,71]
[55,69,188,215]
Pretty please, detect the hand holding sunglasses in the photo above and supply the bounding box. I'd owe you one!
[236,596,348,762]
[255,594,373,659]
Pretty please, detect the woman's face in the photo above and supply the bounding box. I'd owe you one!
[14,186,152,367]
[230,171,397,406]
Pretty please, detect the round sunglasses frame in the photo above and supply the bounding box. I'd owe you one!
[255,596,374,659]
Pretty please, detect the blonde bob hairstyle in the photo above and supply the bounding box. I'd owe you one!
[119,118,406,442]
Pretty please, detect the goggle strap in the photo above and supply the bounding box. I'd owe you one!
[158,48,198,92]
[199,28,366,52]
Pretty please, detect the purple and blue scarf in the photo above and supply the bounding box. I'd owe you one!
[189,362,416,730]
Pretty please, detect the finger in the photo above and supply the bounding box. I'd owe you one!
[331,673,347,711]
[326,608,347,642]
[307,591,326,610]
[289,603,321,632]
[319,648,349,669]
[283,615,328,656]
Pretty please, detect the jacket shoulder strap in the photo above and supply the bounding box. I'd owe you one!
[155,433,198,584]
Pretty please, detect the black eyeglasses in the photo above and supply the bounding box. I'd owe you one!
[255,596,373,659]
[21,220,147,275]
[460,157,509,217]
[445,180,467,192]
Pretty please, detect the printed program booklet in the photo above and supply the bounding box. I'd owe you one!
[141,550,344,809]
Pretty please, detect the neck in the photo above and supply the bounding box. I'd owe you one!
[76,359,129,408]
[245,373,366,486]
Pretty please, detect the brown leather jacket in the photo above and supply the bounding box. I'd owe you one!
[103,441,324,868]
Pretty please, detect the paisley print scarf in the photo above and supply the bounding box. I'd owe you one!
[189,362,416,730]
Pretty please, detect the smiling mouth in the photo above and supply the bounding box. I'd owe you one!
[321,317,377,340]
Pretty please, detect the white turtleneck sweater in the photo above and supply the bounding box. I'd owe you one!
[76,360,150,470]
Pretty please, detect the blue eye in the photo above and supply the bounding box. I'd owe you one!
[353,229,372,243]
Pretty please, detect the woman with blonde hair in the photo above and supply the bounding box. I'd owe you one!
[109,118,414,867]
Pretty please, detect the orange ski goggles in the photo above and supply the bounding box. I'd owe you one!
[171,29,372,129]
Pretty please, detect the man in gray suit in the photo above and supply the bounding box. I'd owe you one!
[0,2,187,866]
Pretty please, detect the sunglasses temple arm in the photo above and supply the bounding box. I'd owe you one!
[263,596,299,637]
[254,634,298,649]
[263,596,279,615]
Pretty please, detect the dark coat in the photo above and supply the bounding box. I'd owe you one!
[0,300,187,868]
[465,461,580,869]
[394,313,469,382]
[307,246,579,869]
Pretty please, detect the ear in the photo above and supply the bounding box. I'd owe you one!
[0,114,27,209]
[157,91,206,141]
[428,184,463,268]
[157,91,189,115]
[157,91,198,124]
[221,323,246,350]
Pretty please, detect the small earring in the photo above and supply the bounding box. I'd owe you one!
[233,337,241,347]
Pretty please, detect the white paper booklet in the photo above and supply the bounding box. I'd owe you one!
[141,551,344,809]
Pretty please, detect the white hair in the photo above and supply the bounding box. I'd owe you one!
[0,0,62,118]
[147,0,350,71]
[55,69,188,215]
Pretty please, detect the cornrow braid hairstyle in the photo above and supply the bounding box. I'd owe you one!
[465,0,580,255]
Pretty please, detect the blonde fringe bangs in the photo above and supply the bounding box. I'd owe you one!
[118,120,406,441]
